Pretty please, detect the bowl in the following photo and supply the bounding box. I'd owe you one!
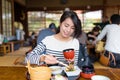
[49,66,63,75]
[82,65,95,73]
[80,72,95,79]
[54,74,67,80]
[80,65,95,78]
[64,66,82,76]
[91,75,110,80]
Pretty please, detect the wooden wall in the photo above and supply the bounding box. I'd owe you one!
[25,0,120,18]
[1,0,120,37]
[26,0,104,11]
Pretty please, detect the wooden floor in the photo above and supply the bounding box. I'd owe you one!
[0,46,31,67]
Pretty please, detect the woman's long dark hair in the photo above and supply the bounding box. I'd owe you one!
[56,11,82,38]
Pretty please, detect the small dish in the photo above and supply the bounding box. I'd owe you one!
[80,65,95,79]
[64,66,82,76]
[49,66,63,75]
[52,74,68,80]
[91,75,110,80]
[80,72,95,79]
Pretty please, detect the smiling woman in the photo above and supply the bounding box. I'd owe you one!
[25,10,82,66]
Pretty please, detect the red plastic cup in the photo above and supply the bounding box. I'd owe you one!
[63,48,75,60]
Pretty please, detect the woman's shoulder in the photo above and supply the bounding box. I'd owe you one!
[73,38,79,42]
[73,38,79,50]
[42,35,55,42]
[44,35,54,39]
[73,38,79,45]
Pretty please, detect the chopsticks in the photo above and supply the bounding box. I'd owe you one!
[57,61,69,68]
[42,54,69,68]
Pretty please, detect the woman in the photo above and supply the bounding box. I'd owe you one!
[96,14,120,68]
[25,11,82,65]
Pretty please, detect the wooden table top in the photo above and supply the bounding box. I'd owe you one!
[78,68,120,80]
[26,64,120,80]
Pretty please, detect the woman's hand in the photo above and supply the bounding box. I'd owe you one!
[43,54,58,64]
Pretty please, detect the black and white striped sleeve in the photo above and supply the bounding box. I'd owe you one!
[25,42,46,65]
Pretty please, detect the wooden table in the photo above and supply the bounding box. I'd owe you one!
[4,40,24,52]
[78,68,120,80]
[26,68,120,80]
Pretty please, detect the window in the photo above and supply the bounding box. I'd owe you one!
[45,11,62,27]
[2,0,12,37]
[28,10,102,34]
[28,11,46,35]
[28,11,62,35]
[83,10,102,32]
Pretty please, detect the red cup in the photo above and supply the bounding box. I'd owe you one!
[63,48,75,59]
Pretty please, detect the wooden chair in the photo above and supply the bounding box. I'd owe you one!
[0,44,10,55]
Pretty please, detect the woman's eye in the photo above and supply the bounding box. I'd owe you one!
[71,27,75,30]
[65,24,69,27]
[64,23,75,30]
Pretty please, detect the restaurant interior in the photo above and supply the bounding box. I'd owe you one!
[0,0,120,80]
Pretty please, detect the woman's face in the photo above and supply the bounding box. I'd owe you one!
[60,18,75,38]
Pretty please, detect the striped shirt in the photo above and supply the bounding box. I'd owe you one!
[25,35,79,65]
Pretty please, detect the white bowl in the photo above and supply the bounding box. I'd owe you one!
[54,75,67,80]
[49,66,63,75]
[91,75,110,80]
[64,66,82,76]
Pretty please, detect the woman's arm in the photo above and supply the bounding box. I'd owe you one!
[25,42,46,65]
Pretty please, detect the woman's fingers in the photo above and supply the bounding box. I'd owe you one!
[44,55,58,64]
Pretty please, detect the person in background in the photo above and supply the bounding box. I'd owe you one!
[31,31,36,40]
[15,27,21,40]
[100,16,110,30]
[29,31,37,49]
[95,14,120,68]
[87,26,101,45]
[21,29,25,40]
[37,23,57,44]
[15,22,25,41]
[87,26,101,63]
[25,10,82,65]
[0,33,4,45]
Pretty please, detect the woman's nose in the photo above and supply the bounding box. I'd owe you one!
[66,27,71,32]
